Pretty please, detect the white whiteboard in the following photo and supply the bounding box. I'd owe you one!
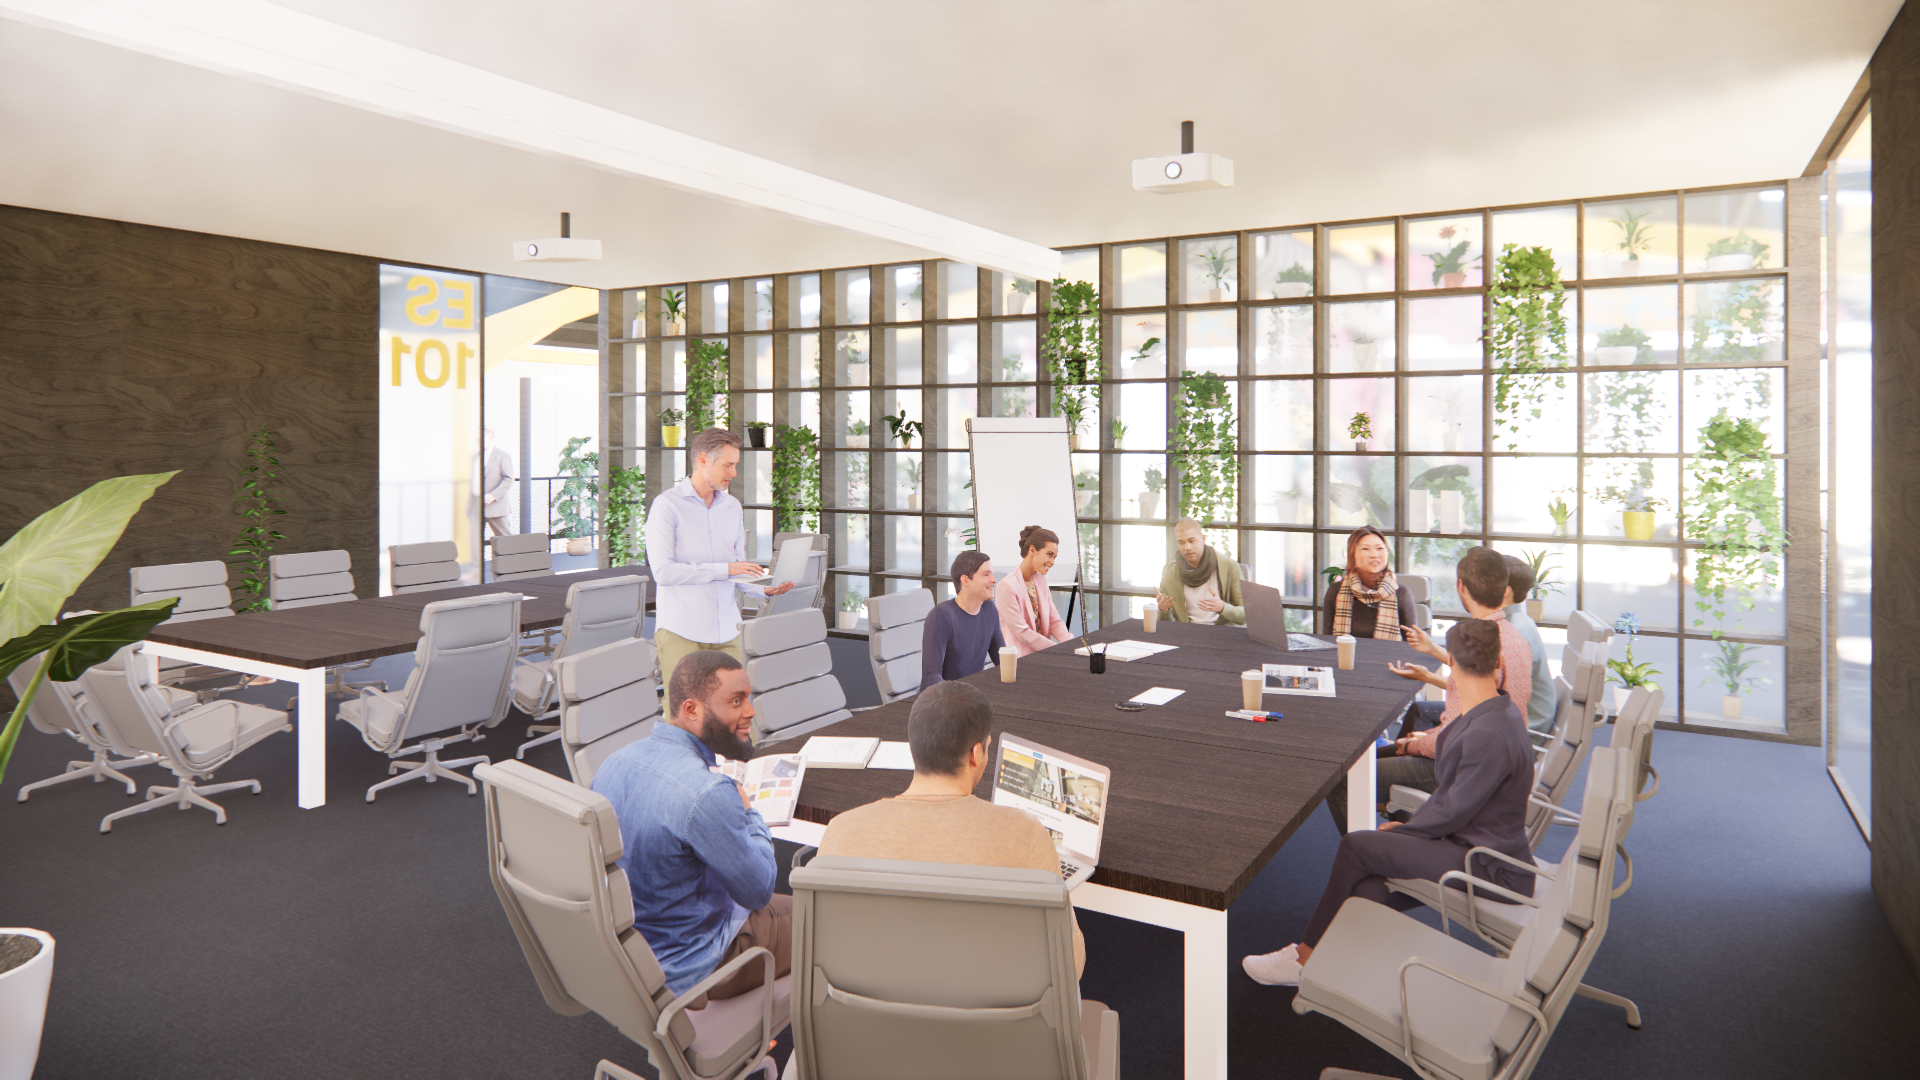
[968,416,1080,587]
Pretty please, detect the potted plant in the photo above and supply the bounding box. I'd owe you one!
[838,593,865,630]
[659,406,686,448]
[1007,276,1036,314]
[660,287,686,335]
[1607,209,1655,275]
[1704,639,1765,719]
[1605,612,1661,715]
[1599,486,1667,541]
[1109,419,1128,450]
[1686,412,1788,633]
[1704,231,1770,272]
[1595,324,1651,366]
[1425,225,1478,288]
[1059,394,1088,452]
[843,336,869,386]
[882,409,923,449]
[1141,466,1165,518]
[846,418,868,449]
[899,458,922,510]
[1520,547,1563,621]
[1321,564,1347,590]
[1272,261,1312,298]
[1350,332,1380,370]
[1073,469,1098,515]
[1348,411,1373,452]
[1197,244,1235,302]
[1,928,54,1078]
[744,420,770,449]
[550,435,599,556]
[1546,493,1573,537]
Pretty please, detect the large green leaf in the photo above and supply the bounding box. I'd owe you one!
[0,471,177,644]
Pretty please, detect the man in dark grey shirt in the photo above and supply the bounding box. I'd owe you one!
[920,551,1004,690]
[1242,618,1536,985]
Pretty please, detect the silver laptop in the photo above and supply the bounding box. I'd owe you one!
[1244,581,1290,650]
[991,733,1111,890]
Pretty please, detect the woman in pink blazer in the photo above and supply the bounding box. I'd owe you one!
[997,525,1075,656]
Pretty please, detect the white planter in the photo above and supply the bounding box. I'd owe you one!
[1595,345,1639,365]
[0,929,54,1080]
[1437,489,1462,534]
[1526,598,1544,621]
[565,537,592,557]
[1273,281,1311,298]
[1705,253,1755,272]
[1006,292,1029,315]
[1612,686,1632,715]
[837,611,859,630]
[906,493,920,511]
[845,363,868,387]
[1407,489,1431,532]
[666,317,685,336]
[1074,490,1095,514]
[1621,258,1644,276]
[1722,694,1743,719]
[1140,491,1161,518]
[1352,342,1379,370]
[1208,287,1226,303]
[846,434,867,448]
[630,315,645,338]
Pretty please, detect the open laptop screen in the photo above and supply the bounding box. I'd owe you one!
[990,734,1108,862]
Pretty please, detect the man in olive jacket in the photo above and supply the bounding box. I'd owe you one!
[1154,519,1246,625]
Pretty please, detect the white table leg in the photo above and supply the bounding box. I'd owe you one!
[1347,749,1377,834]
[139,642,328,808]
[1074,883,1229,1080]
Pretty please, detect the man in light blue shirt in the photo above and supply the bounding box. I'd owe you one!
[1503,554,1557,736]
[589,650,791,1000]
[645,428,794,691]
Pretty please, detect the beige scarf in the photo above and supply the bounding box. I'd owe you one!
[1333,570,1401,640]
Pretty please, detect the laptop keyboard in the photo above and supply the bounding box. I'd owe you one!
[1059,860,1083,880]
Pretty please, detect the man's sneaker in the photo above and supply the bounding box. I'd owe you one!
[1241,944,1305,986]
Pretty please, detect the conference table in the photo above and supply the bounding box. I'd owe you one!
[764,620,1433,1080]
[142,567,650,809]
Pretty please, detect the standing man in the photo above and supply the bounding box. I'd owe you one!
[920,551,1005,690]
[646,428,794,691]
[1155,518,1246,625]
[480,426,517,538]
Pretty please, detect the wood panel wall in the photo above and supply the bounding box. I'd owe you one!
[0,204,378,615]
[1870,0,1920,979]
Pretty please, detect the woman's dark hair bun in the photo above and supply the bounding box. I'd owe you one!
[1018,525,1060,555]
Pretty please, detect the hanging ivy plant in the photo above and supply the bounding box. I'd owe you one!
[1485,244,1569,451]
[1042,278,1102,437]
[1172,372,1238,552]
[771,424,821,534]
[228,427,288,612]
[604,465,647,567]
[1686,411,1786,634]
[685,339,731,433]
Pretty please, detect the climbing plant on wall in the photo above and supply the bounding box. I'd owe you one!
[771,424,821,534]
[229,427,287,611]
[1686,411,1787,633]
[685,339,731,433]
[1172,371,1238,556]
[1042,278,1101,442]
[603,465,647,567]
[1485,245,1569,451]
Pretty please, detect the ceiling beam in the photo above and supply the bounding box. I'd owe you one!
[0,0,1062,281]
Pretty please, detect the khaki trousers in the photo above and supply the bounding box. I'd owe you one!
[654,628,746,701]
[705,894,794,1000]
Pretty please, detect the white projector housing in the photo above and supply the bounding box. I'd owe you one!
[511,237,602,262]
[1132,152,1234,194]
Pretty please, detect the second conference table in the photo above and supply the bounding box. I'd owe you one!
[142,567,650,809]
[765,620,1434,1080]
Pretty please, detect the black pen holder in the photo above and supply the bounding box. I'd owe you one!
[1088,649,1107,674]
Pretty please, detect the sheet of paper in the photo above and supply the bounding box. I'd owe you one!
[1111,639,1177,655]
[1128,687,1186,706]
[866,741,916,769]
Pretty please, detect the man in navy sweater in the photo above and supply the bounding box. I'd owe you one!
[1242,617,1536,985]
[920,551,1005,691]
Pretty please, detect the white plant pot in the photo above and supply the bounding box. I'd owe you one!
[1612,686,1632,715]
[1595,345,1639,365]
[837,611,859,630]
[565,537,592,557]
[1705,253,1755,272]
[1140,491,1161,518]
[1208,287,1226,303]
[1722,694,1743,719]
[1007,293,1029,314]
[1437,489,1462,534]
[666,317,685,336]
[1074,490,1095,514]
[1621,258,1644,276]
[845,363,868,386]
[906,493,920,511]
[1407,489,1431,532]
[846,434,867,448]
[1352,342,1379,370]
[0,929,54,1080]
[1273,281,1311,298]
[1068,433,1081,453]
[630,315,645,338]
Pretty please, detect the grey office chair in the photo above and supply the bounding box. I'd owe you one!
[81,645,293,832]
[269,549,387,704]
[8,650,167,801]
[390,540,461,594]
[743,608,852,745]
[770,532,829,615]
[865,588,933,705]
[555,637,663,788]
[129,561,248,693]
[339,592,521,801]
[1295,747,1636,1080]
[475,758,791,1080]
[1238,561,1253,584]
[1399,574,1434,632]
[511,575,646,759]
[492,532,556,582]
[786,855,1119,1080]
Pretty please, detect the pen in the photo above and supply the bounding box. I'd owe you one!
[1224,710,1284,722]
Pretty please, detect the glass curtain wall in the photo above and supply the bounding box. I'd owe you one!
[1827,109,1872,832]
[605,182,1810,736]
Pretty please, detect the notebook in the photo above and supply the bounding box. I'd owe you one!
[991,733,1112,890]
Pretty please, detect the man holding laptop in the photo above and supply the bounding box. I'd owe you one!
[818,681,1086,977]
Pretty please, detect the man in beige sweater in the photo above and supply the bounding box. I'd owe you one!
[817,681,1086,977]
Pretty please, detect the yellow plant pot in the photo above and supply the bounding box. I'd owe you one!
[661,425,683,448]
[1622,510,1655,541]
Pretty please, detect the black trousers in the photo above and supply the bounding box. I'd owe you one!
[1325,700,1446,835]
[1301,829,1531,948]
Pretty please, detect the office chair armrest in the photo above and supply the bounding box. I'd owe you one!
[1527,793,1580,828]
[1398,956,1548,1067]
[656,946,776,1080]
[791,845,819,873]
[1636,762,1660,802]
[1462,845,1550,880]
[1435,869,1540,946]
[592,1060,647,1080]
[1611,844,1634,899]
[1386,785,1430,815]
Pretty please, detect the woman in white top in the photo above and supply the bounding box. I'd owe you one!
[996,526,1074,656]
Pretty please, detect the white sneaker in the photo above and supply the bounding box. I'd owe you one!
[1241,944,1305,986]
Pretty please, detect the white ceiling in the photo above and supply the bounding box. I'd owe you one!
[0,0,1898,289]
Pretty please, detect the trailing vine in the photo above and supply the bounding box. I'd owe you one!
[604,465,647,567]
[228,426,287,611]
[771,425,821,534]
[685,339,730,433]
[1042,278,1102,439]
[1172,371,1238,555]
[1686,412,1786,634]
[1485,245,1569,451]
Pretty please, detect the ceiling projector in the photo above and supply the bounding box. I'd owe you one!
[1133,121,1233,194]
[513,212,602,262]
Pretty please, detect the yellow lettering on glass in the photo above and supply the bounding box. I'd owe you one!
[442,280,474,329]
[456,341,475,388]
[406,276,440,326]
[390,336,412,385]
[415,339,450,388]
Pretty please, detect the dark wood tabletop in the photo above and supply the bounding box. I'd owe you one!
[768,620,1436,910]
[146,568,650,670]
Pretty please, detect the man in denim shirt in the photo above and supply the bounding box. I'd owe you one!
[590,650,788,999]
